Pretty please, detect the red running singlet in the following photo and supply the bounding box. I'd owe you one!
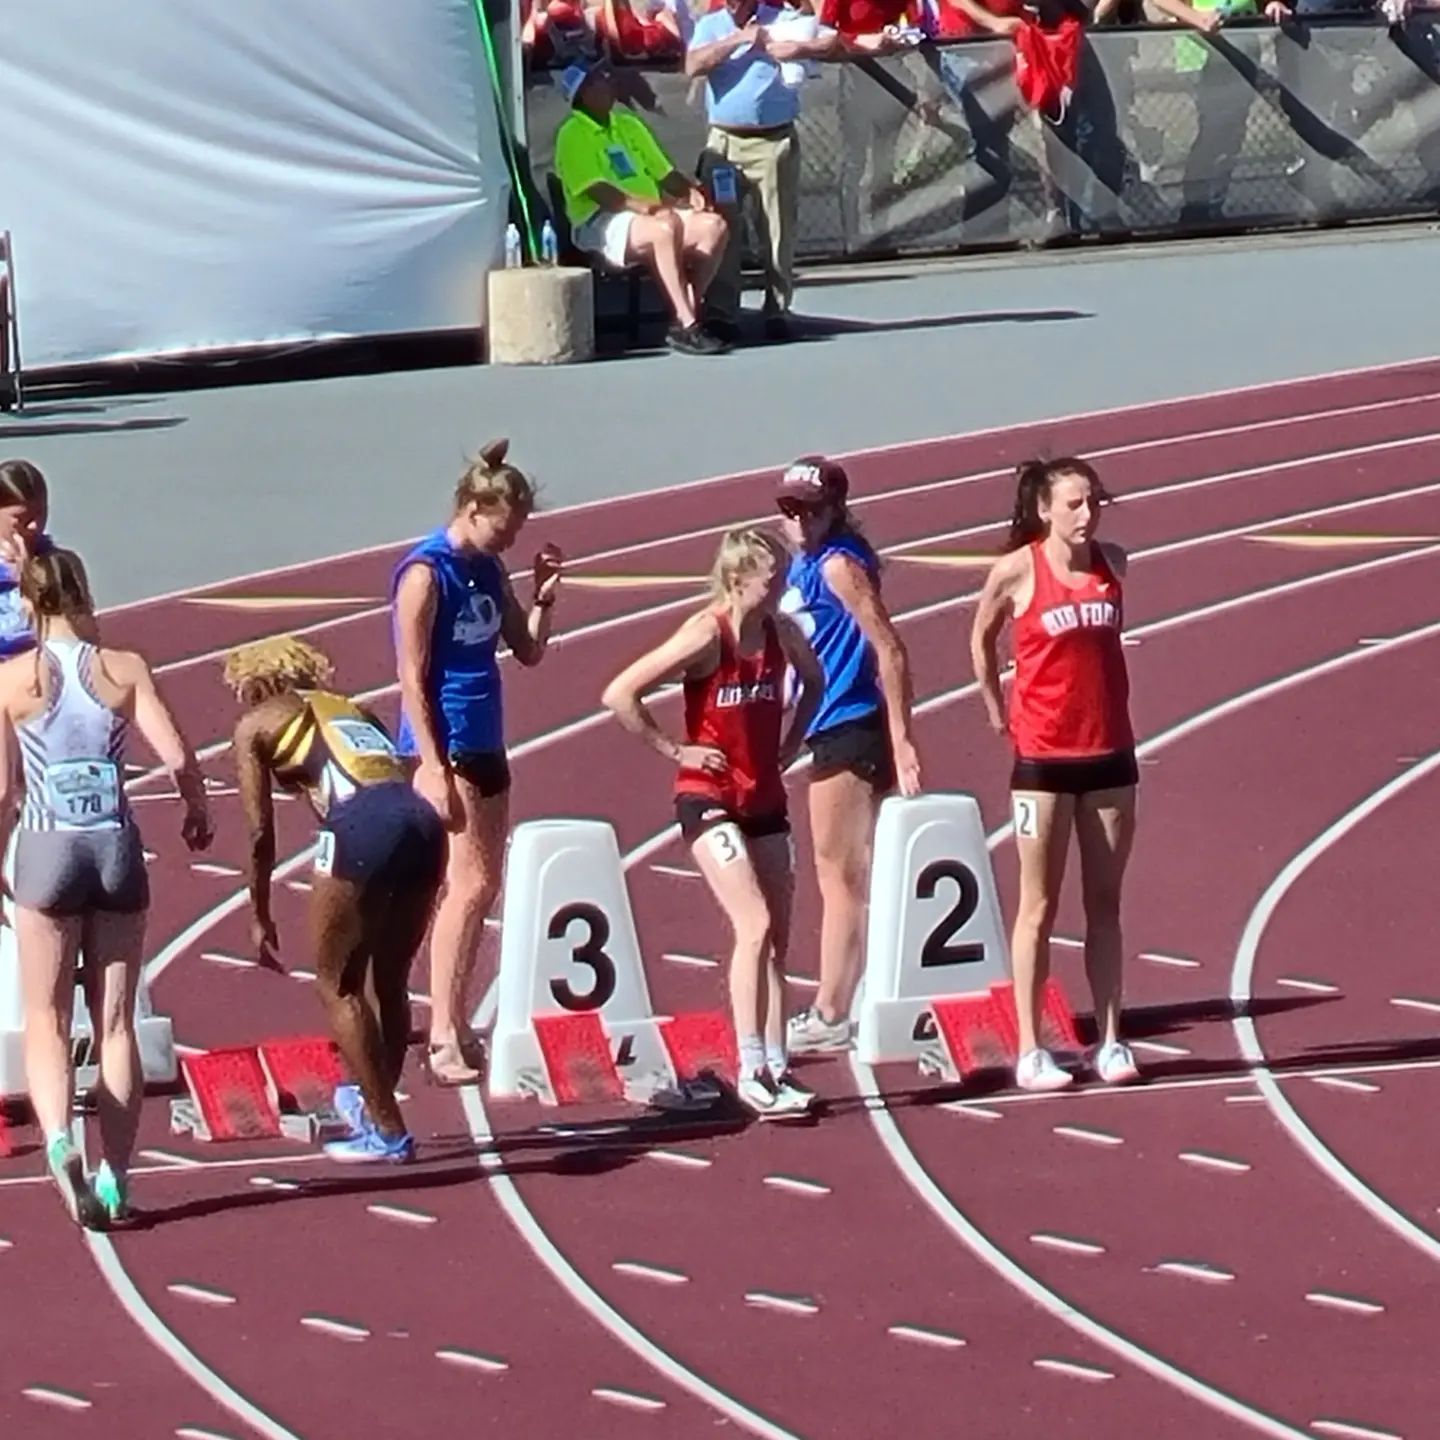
[675,614,786,816]
[1009,541,1134,759]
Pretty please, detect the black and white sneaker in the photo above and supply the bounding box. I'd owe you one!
[667,323,726,356]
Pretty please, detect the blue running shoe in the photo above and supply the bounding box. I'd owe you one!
[333,1083,368,1137]
[323,1129,415,1164]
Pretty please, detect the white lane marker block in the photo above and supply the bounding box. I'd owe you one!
[940,1101,1002,1121]
[662,952,718,969]
[202,951,256,970]
[888,1323,966,1348]
[1139,951,1200,969]
[190,862,243,878]
[1312,1075,1381,1094]
[612,1260,690,1285]
[1179,1150,1252,1174]
[650,864,700,880]
[436,1348,508,1373]
[367,1203,438,1227]
[1277,976,1341,994]
[1151,1260,1236,1284]
[300,1315,370,1341]
[139,1148,206,1168]
[1391,996,1440,1014]
[1053,1125,1124,1147]
[593,1387,667,1412]
[1311,1420,1403,1440]
[1131,1039,1190,1057]
[645,1148,711,1170]
[1030,1233,1105,1256]
[763,1174,832,1197]
[1305,1292,1385,1316]
[167,1282,238,1307]
[1033,1358,1115,1383]
[1225,1093,1267,1105]
[22,1387,92,1410]
[745,1291,820,1315]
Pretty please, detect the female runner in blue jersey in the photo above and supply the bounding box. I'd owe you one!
[0,460,52,658]
[776,457,922,1054]
[392,441,563,1085]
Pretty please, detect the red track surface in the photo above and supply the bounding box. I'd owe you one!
[5,357,1440,1439]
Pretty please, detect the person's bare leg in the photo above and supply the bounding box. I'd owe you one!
[17,907,83,1141]
[807,770,879,1024]
[627,212,698,329]
[1075,786,1138,1052]
[80,909,148,1181]
[1009,792,1074,1055]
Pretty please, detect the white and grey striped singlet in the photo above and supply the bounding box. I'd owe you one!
[16,640,129,833]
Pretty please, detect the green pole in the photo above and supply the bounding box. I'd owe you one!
[470,0,540,260]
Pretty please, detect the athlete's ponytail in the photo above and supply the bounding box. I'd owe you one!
[1004,456,1107,551]
[454,438,538,517]
[20,548,95,697]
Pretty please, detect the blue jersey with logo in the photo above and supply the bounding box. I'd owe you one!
[392,529,507,757]
[0,533,54,659]
[781,531,882,737]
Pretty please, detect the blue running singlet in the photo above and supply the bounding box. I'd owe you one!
[781,531,883,737]
[392,529,507,757]
[0,534,54,659]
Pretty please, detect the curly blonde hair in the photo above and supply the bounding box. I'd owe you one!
[222,636,335,706]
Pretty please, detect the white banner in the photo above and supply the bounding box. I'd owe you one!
[0,0,512,369]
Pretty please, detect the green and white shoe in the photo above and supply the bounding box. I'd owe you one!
[92,1162,133,1228]
[46,1136,103,1230]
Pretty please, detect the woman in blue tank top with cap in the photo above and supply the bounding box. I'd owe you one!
[776,455,922,1055]
[392,440,563,1085]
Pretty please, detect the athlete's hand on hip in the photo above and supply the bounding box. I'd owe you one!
[533,544,564,606]
[252,915,282,972]
[894,738,923,797]
[414,760,457,826]
[677,744,728,776]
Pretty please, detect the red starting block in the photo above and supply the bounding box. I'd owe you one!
[929,993,1013,1079]
[0,1106,12,1159]
[175,1048,281,1142]
[659,1010,738,1088]
[533,1013,624,1105]
[258,1036,345,1115]
[988,980,1082,1056]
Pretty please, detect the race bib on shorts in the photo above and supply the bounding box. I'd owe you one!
[705,821,745,868]
[45,759,121,829]
[314,829,336,878]
[1011,793,1039,841]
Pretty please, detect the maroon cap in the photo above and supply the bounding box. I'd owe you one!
[776,456,848,509]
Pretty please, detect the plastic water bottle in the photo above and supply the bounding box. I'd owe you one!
[504,223,523,269]
[540,220,559,266]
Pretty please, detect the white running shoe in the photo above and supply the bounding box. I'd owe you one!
[737,1071,779,1116]
[768,1073,817,1117]
[1015,1048,1074,1093]
[786,1008,854,1055]
[1093,1041,1141,1086]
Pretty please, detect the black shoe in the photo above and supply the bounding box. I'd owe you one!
[702,314,742,345]
[762,311,792,342]
[667,323,726,356]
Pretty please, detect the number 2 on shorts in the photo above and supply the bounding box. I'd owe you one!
[1012,795,1039,841]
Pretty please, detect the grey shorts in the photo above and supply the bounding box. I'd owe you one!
[13,823,150,916]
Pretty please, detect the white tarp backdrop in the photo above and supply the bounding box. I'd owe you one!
[0,0,512,369]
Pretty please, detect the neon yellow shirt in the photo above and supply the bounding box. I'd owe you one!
[554,105,675,229]
[1176,0,1258,73]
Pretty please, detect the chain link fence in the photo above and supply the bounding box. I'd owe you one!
[524,19,1440,260]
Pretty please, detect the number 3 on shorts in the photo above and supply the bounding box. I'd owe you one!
[706,822,744,868]
[1012,795,1039,841]
[315,830,336,877]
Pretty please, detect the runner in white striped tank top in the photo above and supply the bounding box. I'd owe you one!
[0,549,210,1230]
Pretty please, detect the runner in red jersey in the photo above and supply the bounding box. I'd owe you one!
[971,457,1140,1094]
[604,527,822,1117]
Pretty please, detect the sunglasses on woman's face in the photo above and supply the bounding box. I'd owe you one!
[776,498,810,520]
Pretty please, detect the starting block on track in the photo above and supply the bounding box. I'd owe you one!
[172,1038,350,1143]
[659,1009,738,1088]
[923,980,1081,1082]
[490,820,679,1105]
[856,794,1012,1068]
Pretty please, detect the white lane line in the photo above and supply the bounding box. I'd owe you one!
[285,879,313,894]
[662,952,719,969]
[613,1261,690,1285]
[202,951,256,970]
[650,864,700,880]
[645,1149,712,1170]
[436,1348,509,1373]
[1277,977,1340,994]
[744,1291,820,1316]
[0,1236,12,1249]
[1053,1126,1124,1147]
[190,862,243,878]
[300,1315,370,1341]
[939,1102,1003,1120]
[1179,1151,1252,1174]
[167,1282,239,1306]
[785,973,819,989]
[1227,1094,1268,1104]
[1311,1419,1403,1440]
[22,1386,92,1410]
[176,1428,241,1440]
[1151,1261,1237,1284]
[1131,1039,1190,1058]
[1030,1234,1106,1256]
[1141,951,1202,969]
[367,1203,438,1227]
[1231,747,1440,1268]
[1304,1292,1385,1316]
[593,1387,667,1412]
[1311,1076,1381,1095]
[1050,936,1084,949]
[888,1323,967,1348]
[763,1175,832,1197]
[139,1148,207,1169]
[1033,1358,1116,1383]
[248,1176,302,1192]
[1390,996,1440,1014]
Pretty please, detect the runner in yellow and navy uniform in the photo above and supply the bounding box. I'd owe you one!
[225,637,445,1165]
